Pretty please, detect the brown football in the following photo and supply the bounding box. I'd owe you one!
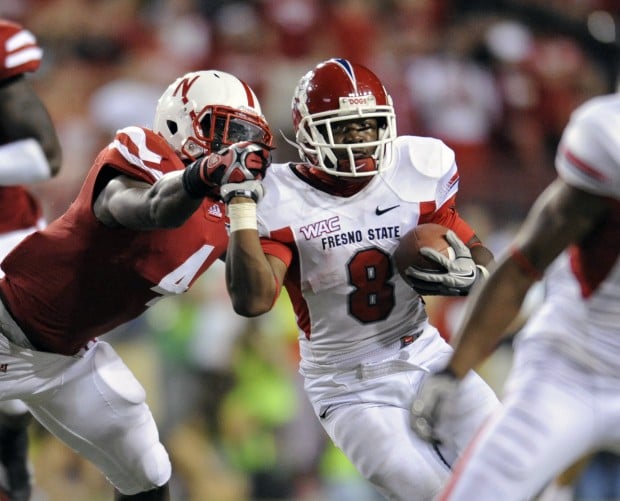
[393,223,452,274]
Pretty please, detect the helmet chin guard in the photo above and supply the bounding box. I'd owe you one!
[291,58,396,177]
[153,70,272,161]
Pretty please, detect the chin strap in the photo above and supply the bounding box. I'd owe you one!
[336,155,377,175]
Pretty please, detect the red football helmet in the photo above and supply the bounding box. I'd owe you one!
[153,70,273,162]
[291,58,397,177]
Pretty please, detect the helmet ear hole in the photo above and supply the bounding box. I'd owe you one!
[166,120,178,135]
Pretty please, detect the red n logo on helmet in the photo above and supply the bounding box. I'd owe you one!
[172,75,200,104]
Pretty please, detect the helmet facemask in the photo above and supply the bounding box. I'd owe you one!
[296,102,396,177]
[189,106,272,158]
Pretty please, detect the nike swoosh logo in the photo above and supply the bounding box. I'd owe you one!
[375,204,400,216]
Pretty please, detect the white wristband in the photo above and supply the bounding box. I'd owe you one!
[0,138,51,185]
[228,202,258,232]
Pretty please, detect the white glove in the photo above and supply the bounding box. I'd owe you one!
[404,230,487,296]
[411,368,460,444]
[220,179,265,203]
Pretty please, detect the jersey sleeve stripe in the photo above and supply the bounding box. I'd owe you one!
[6,46,42,69]
[6,28,36,50]
[110,127,165,181]
[110,139,164,181]
[560,145,608,182]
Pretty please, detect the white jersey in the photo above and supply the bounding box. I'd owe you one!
[440,95,620,501]
[257,136,500,500]
[257,135,461,367]
[518,94,620,375]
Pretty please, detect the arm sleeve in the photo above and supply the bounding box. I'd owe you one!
[260,238,293,267]
[419,194,476,245]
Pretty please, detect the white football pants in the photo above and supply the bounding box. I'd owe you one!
[0,300,170,495]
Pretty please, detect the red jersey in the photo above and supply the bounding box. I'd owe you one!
[0,126,229,355]
[0,19,45,232]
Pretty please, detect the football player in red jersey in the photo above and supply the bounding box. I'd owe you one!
[222,58,499,500]
[0,69,272,500]
[0,18,62,501]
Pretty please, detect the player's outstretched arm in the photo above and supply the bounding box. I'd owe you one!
[93,169,203,230]
[94,141,270,230]
[449,178,607,378]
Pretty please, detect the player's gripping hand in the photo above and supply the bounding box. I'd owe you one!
[182,141,272,199]
[411,368,460,444]
[405,230,487,296]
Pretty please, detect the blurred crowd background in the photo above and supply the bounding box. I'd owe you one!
[1,0,619,500]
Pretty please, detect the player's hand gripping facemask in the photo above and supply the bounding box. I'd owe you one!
[181,141,272,200]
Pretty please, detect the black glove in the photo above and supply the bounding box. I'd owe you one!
[182,141,271,199]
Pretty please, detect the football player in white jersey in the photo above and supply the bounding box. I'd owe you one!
[223,58,500,500]
[0,18,62,501]
[410,92,620,500]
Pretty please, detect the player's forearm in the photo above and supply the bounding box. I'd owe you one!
[225,224,278,317]
[99,171,203,230]
[147,172,204,227]
[225,199,279,316]
[470,243,494,268]
[449,257,533,378]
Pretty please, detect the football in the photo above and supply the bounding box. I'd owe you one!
[393,223,453,274]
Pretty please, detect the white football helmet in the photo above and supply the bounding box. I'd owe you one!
[153,70,272,161]
[290,58,397,177]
